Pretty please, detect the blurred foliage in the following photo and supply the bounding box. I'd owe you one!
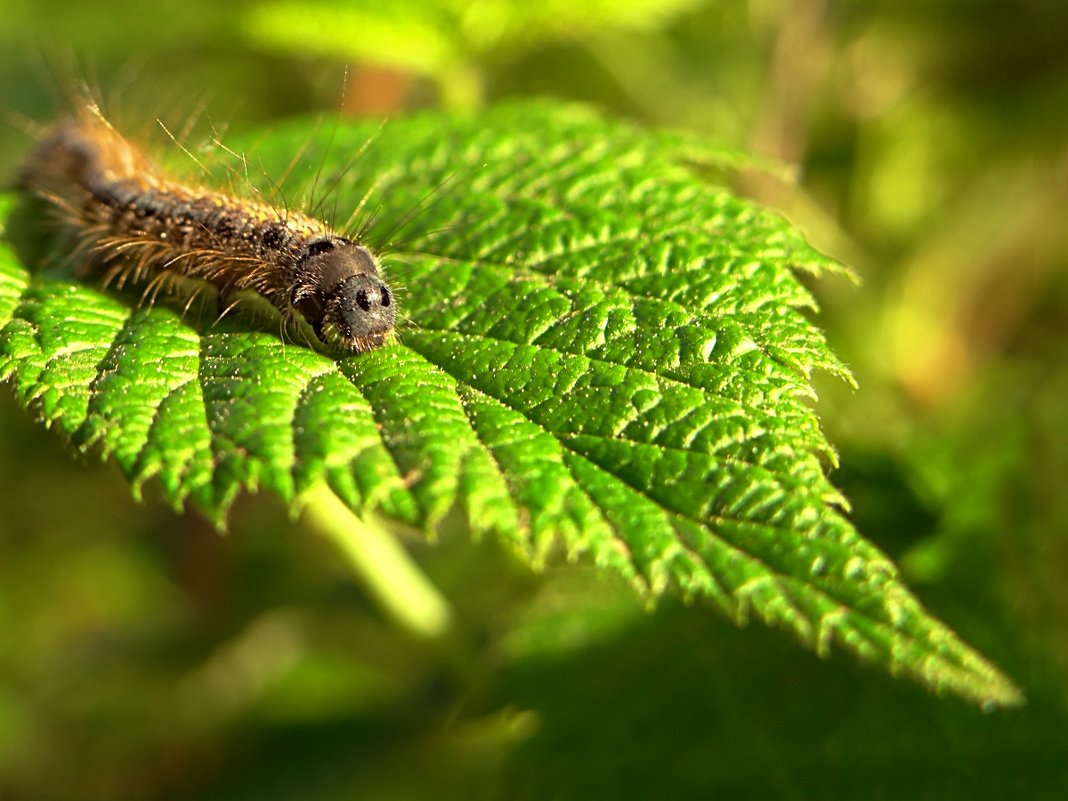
[1,0,1067,799]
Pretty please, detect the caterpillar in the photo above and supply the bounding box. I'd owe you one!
[15,102,396,353]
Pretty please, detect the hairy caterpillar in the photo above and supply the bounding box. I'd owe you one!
[16,103,396,352]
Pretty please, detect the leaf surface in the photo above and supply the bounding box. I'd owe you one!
[0,102,1020,706]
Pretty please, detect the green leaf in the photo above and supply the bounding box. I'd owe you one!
[0,101,1020,707]
[245,0,707,66]
[243,0,707,105]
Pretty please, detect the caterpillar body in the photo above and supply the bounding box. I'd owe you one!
[16,104,395,352]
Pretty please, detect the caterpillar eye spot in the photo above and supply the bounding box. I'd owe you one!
[304,238,336,258]
[355,288,372,311]
[381,287,391,307]
[261,225,285,249]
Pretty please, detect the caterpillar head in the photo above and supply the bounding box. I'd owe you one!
[292,237,395,352]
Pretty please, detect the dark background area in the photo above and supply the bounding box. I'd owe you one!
[1,1,1066,798]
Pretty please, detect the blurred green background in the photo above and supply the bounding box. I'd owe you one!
[2,0,1067,798]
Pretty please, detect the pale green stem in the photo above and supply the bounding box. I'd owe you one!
[299,483,452,640]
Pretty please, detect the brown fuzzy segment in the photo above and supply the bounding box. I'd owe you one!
[17,105,395,352]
